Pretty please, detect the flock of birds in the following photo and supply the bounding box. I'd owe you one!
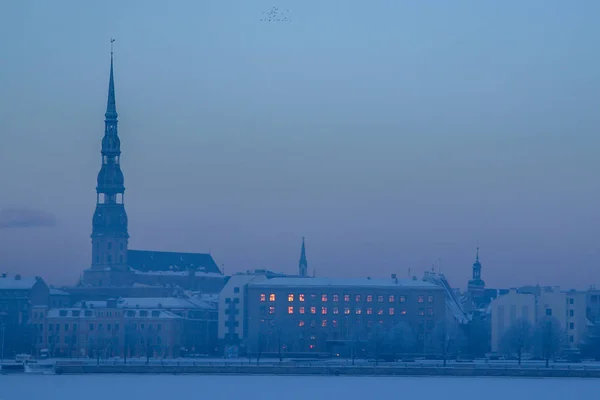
[260,6,291,23]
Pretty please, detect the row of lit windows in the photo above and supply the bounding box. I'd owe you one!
[264,305,435,316]
[261,293,434,304]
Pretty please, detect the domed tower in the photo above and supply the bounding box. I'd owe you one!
[467,247,486,297]
[90,46,129,275]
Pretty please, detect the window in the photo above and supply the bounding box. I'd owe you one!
[299,294,305,302]
[73,324,78,331]
[333,294,339,302]
[288,294,294,302]
[321,307,328,315]
[108,242,112,250]
[234,287,240,293]
[388,295,395,303]
[260,294,266,302]
[269,294,276,302]
[546,308,552,316]
[389,308,395,315]
[321,320,327,327]
[151,311,160,317]
[399,296,406,303]
[344,295,350,302]
[89,324,94,331]
[377,309,383,315]
[569,298,574,305]
[298,320,305,327]
[322,294,328,302]
[428,308,434,316]
[332,320,338,328]
[107,255,112,262]
[428,295,434,303]
[569,335,574,343]
[366,308,373,315]
[310,307,316,314]
[107,324,111,331]
[569,309,574,317]
[344,308,350,315]
[355,295,361,302]
[269,306,275,314]
[377,295,384,303]
[311,294,317,301]
[299,307,305,314]
[333,307,339,315]
[367,295,373,302]
[356,308,362,315]
[418,308,425,316]
[418,296,424,303]
[569,322,575,330]
[288,306,294,314]
[310,320,316,328]
[64,324,69,331]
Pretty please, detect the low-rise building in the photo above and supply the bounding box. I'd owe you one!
[0,274,49,357]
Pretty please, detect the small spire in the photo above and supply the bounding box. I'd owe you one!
[475,246,479,262]
[105,38,118,120]
[299,236,308,277]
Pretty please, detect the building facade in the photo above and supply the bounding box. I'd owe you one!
[245,277,445,356]
[0,274,50,357]
[490,287,588,352]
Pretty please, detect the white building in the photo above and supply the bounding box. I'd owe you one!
[490,287,587,352]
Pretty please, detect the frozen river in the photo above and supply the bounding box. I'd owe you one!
[1,374,599,400]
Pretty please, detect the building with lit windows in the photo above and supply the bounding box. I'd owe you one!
[245,276,445,356]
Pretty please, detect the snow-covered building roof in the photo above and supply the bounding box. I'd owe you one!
[249,277,438,290]
[422,271,470,324]
[0,275,40,290]
[128,249,222,274]
[117,297,215,310]
[131,269,224,278]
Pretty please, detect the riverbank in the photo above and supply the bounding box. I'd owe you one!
[54,364,600,378]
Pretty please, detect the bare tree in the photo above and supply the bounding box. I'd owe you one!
[500,318,533,365]
[387,322,417,360]
[123,323,137,364]
[369,324,388,365]
[533,316,564,368]
[432,320,466,367]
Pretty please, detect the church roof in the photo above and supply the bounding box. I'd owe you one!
[127,249,221,274]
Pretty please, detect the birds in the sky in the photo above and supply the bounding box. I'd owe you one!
[260,6,291,22]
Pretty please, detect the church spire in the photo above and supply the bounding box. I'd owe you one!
[299,237,308,277]
[105,39,117,120]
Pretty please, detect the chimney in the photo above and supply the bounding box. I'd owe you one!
[1,273,6,278]
[15,274,21,280]
[391,273,398,284]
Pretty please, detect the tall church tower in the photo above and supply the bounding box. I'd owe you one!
[299,237,308,277]
[90,46,129,275]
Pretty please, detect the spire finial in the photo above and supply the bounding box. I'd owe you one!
[105,39,118,120]
[476,245,480,262]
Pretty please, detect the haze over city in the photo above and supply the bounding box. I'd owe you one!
[1,0,599,288]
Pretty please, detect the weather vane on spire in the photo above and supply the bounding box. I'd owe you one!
[110,38,116,55]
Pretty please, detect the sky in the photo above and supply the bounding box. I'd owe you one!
[1,0,599,288]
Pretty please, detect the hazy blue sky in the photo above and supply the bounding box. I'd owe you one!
[1,0,599,288]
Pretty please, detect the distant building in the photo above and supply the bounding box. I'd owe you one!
[34,300,183,358]
[31,296,217,358]
[0,274,49,357]
[49,288,71,308]
[245,276,445,356]
[490,286,588,352]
